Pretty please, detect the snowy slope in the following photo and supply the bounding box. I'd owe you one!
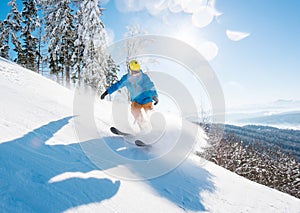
[0,58,300,213]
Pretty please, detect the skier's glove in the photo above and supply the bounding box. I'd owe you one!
[101,90,108,100]
[153,96,159,105]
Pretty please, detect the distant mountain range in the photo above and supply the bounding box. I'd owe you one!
[238,111,300,125]
[229,99,300,112]
[226,100,300,129]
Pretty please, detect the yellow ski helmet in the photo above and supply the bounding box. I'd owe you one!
[128,60,140,72]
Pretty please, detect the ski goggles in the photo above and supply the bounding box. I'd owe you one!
[129,68,140,76]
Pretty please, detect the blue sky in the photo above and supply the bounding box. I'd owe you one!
[102,0,300,108]
[1,0,300,109]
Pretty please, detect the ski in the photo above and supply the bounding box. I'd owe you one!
[110,127,150,147]
[110,127,130,136]
[135,140,147,147]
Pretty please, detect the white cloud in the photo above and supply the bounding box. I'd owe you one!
[226,30,250,41]
[208,0,222,16]
[168,0,183,13]
[114,0,146,13]
[114,0,220,29]
[191,6,214,28]
[145,0,169,16]
[112,0,229,61]
[180,0,206,13]
[115,0,170,15]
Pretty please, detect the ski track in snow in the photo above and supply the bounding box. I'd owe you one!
[1,58,300,212]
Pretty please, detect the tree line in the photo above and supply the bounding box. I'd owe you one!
[224,124,300,162]
[0,0,118,92]
[198,123,300,199]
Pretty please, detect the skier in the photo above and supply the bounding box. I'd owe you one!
[101,60,159,129]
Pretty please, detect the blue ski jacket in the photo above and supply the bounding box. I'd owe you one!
[107,71,158,105]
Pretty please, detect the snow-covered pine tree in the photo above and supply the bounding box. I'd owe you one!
[59,1,75,87]
[6,0,22,62]
[0,20,10,59]
[76,0,109,93]
[124,24,147,64]
[19,0,40,71]
[71,3,84,83]
[105,55,119,88]
[123,24,156,72]
[41,0,75,86]
[40,0,59,73]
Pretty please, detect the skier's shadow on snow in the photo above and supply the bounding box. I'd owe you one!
[104,136,215,211]
[1,116,215,212]
[0,116,120,213]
